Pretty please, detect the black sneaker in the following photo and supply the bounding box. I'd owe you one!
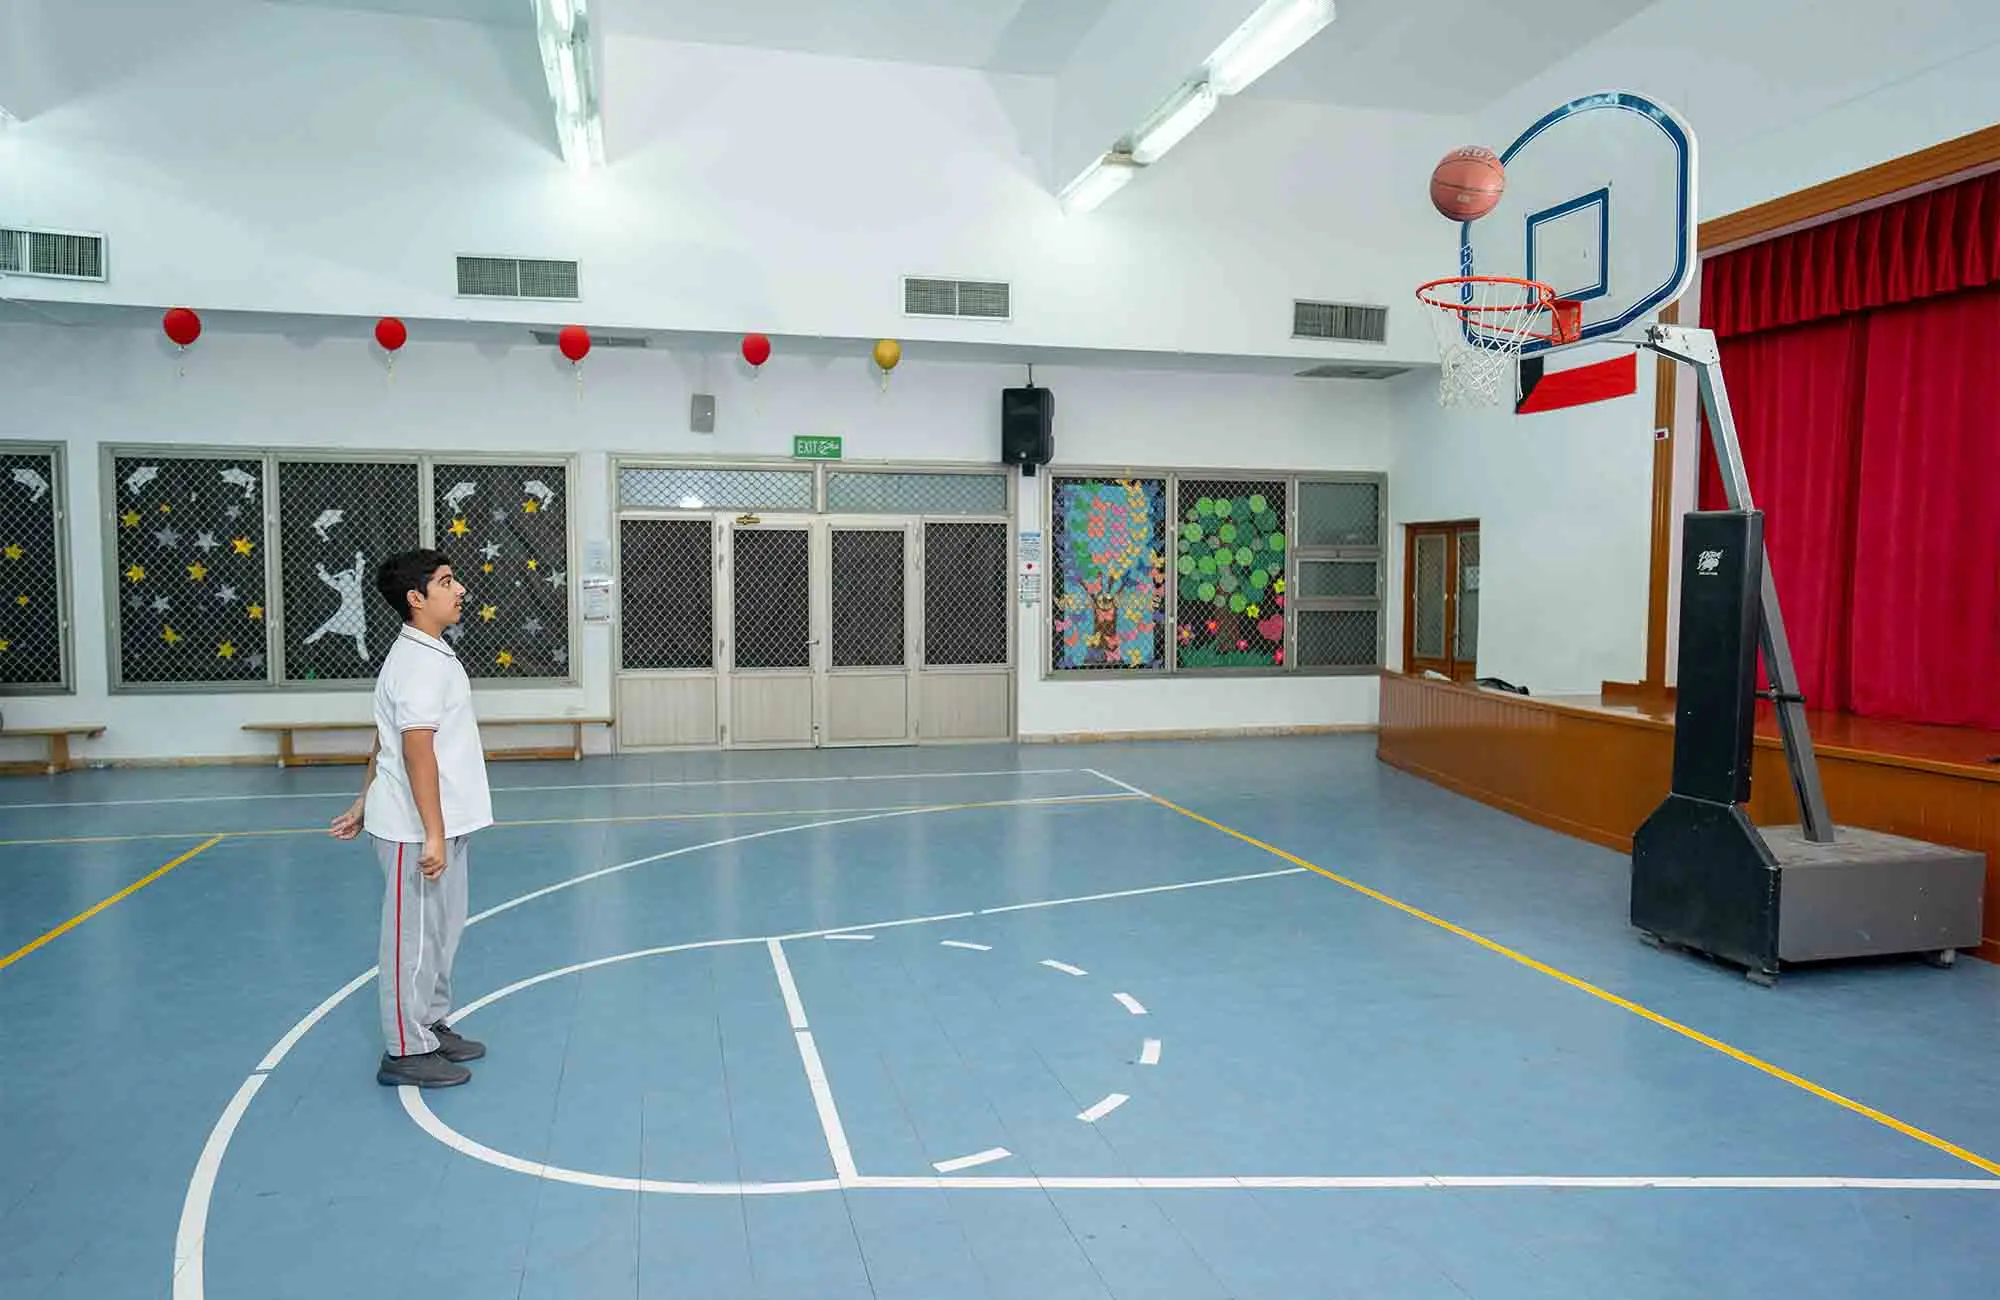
[377,1049,471,1088]
[429,1020,485,1063]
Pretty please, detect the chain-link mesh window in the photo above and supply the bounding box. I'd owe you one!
[431,462,572,679]
[110,453,273,686]
[619,518,713,671]
[1297,480,1380,549]
[732,527,811,669]
[1173,477,1287,670]
[1049,476,1166,671]
[1295,608,1380,668]
[831,529,906,668]
[1455,530,1480,662]
[620,466,814,511]
[276,459,421,683]
[0,446,67,690]
[1296,559,1378,600]
[826,471,1007,516]
[1412,533,1447,659]
[923,522,1008,666]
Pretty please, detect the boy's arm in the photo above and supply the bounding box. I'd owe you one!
[403,727,448,878]
[329,735,379,840]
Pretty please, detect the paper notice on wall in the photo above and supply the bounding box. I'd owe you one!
[581,574,614,621]
[1017,571,1041,606]
[1019,530,1041,566]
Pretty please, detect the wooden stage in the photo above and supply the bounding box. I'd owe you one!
[1377,672,2000,964]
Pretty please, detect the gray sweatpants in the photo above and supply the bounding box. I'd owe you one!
[373,833,470,1058]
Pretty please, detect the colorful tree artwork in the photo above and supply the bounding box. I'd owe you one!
[1050,476,1166,671]
[1174,480,1287,669]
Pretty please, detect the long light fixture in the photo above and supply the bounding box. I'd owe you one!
[1207,0,1336,96]
[532,0,603,171]
[1059,153,1141,215]
[1130,81,1218,165]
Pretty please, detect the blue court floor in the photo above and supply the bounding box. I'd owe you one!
[3,736,1998,1299]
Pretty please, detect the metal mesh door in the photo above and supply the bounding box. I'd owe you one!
[830,528,906,668]
[922,522,1008,665]
[619,518,714,671]
[731,527,811,669]
[1412,533,1447,660]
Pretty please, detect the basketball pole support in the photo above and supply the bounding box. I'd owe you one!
[1638,321,1836,845]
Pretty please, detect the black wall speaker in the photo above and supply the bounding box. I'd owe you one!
[1001,385,1054,475]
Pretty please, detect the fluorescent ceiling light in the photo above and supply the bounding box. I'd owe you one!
[533,0,602,171]
[1207,0,1336,95]
[1130,81,1217,165]
[548,0,573,32]
[1060,154,1140,215]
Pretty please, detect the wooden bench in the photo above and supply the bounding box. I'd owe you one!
[242,717,614,768]
[0,725,107,777]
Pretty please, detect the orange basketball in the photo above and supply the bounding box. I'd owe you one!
[1430,145,1505,220]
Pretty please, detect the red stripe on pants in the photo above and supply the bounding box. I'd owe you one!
[394,842,406,1056]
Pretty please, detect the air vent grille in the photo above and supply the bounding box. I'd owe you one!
[529,328,648,349]
[0,227,106,281]
[904,276,1011,321]
[457,255,579,300]
[1293,299,1388,343]
[1294,362,1411,380]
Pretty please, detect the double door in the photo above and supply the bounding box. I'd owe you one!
[1404,521,1479,680]
[617,514,923,748]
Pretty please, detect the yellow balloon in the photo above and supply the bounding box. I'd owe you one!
[873,338,902,371]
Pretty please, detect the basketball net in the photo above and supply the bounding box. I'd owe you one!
[1416,276,1578,409]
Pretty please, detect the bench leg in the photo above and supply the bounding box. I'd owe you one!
[47,732,72,775]
[278,730,295,769]
[571,723,583,761]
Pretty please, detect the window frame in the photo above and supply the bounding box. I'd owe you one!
[0,440,75,696]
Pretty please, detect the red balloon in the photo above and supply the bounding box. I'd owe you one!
[163,307,201,348]
[557,324,591,362]
[374,317,408,351]
[741,333,771,367]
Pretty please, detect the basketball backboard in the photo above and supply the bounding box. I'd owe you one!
[1458,91,1697,354]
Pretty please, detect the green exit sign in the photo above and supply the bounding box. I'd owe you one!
[792,435,843,460]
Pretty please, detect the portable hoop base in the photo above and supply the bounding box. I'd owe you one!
[1415,276,1577,409]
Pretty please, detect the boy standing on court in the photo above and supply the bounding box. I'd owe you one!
[329,548,491,1088]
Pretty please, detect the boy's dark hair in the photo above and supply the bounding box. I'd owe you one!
[374,548,453,621]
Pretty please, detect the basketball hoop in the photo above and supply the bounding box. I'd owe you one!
[1416,276,1580,408]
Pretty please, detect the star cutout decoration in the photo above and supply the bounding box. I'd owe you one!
[247,652,265,672]
[521,499,539,514]
[3,543,22,561]
[526,558,539,571]
[125,564,146,583]
[217,641,236,660]
[494,650,514,668]
[152,596,172,614]
[225,505,241,520]
[187,561,209,581]
[14,594,28,607]
[491,507,506,522]
[159,502,172,514]
[448,517,471,538]
[480,542,501,560]
[195,532,219,552]
[126,594,146,610]
[479,604,498,622]
[444,623,465,643]
[231,537,255,556]
[247,603,264,621]
[215,585,238,604]
[0,637,10,653]
[522,618,542,636]
[545,569,566,589]
[162,626,182,645]
[551,646,568,667]
[121,511,140,528]
[154,527,182,549]
[482,562,494,574]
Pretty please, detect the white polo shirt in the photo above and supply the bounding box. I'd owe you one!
[363,626,493,843]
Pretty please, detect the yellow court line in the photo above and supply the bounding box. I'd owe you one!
[0,835,226,973]
[1147,793,2000,1181]
[0,793,1142,848]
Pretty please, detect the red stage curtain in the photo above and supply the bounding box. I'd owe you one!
[1845,284,2000,729]
[1697,315,1869,709]
[1705,171,2000,339]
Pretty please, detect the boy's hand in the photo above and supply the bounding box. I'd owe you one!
[329,797,365,840]
[420,835,447,878]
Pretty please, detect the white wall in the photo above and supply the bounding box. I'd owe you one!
[0,319,1401,764]
[0,0,1463,365]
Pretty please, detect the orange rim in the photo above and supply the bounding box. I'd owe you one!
[1415,275,1566,340]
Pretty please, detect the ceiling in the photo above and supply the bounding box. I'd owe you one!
[264,0,1657,109]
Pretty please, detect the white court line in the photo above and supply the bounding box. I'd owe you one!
[1083,768,1155,800]
[979,867,1301,916]
[843,1173,2000,1192]
[941,940,991,951]
[1078,1093,1129,1124]
[1140,1039,1162,1066]
[933,1148,1012,1174]
[1114,993,1148,1016]
[171,1073,266,1293]
[767,940,809,1031]
[824,933,875,942]
[1041,959,1088,977]
[0,767,1090,812]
